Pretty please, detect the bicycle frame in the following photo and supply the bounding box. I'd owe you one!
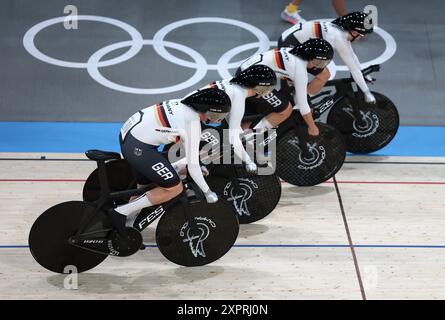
[310,64,381,120]
[241,109,318,161]
[74,155,206,253]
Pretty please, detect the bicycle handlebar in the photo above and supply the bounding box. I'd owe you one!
[325,64,380,87]
[361,64,380,77]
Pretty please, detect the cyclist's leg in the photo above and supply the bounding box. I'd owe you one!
[249,87,293,129]
[260,103,293,128]
[242,89,292,160]
[114,134,183,228]
[307,67,330,95]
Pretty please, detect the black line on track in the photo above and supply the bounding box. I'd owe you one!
[333,175,367,300]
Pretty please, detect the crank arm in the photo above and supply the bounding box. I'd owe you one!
[69,235,111,256]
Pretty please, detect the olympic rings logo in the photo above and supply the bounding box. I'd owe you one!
[23,15,397,95]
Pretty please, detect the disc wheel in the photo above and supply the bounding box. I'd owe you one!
[83,159,136,204]
[29,201,109,273]
[327,91,399,153]
[276,122,346,186]
[206,165,281,224]
[156,200,239,266]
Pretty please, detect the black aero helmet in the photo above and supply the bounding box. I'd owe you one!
[332,11,374,35]
[230,64,277,96]
[290,38,334,61]
[181,87,231,121]
[231,64,277,88]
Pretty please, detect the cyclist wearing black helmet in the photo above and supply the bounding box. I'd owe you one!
[278,12,376,103]
[110,88,230,228]
[238,38,334,137]
[200,64,277,171]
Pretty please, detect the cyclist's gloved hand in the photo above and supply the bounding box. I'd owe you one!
[204,190,218,203]
[201,165,209,176]
[364,90,376,104]
[308,125,320,137]
[245,162,258,174]
[364,74,375,84]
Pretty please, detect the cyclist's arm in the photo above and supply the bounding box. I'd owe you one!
[293,65,311,116]
[337,39,370,93]
[293,64,319,134]
[307,68,331,95]
[227,89,254,164]
[182,119,211,194]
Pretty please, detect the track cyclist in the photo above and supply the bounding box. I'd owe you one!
[279,11,377,104]
[110,88,232,231]
[238,38,334,137]
[201,64,277,165]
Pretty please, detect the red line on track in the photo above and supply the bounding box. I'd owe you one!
[279,180,445,185]
[323,180,445,185]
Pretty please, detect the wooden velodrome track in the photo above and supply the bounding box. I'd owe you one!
[0,152,444,300]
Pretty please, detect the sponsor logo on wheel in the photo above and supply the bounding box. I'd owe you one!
[343,106,380,138]
[180,217,216,258]
[288,137,326,170]
[223,178,258,217]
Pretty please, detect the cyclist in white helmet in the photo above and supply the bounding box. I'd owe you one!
[278,11,377,104]
[238,38,334,137]
[110,88,231,231]
[200,64,278,166]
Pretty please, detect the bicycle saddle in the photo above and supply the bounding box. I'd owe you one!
[85,149,121,161]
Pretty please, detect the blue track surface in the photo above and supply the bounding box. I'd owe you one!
[1,122,444,156]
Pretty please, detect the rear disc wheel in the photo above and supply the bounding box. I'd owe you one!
[29,201,109,273]
[83,159,136,204]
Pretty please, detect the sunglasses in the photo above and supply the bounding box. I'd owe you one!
[311,58,331,69]
[205,111,228,122]
[253,85,275,97]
